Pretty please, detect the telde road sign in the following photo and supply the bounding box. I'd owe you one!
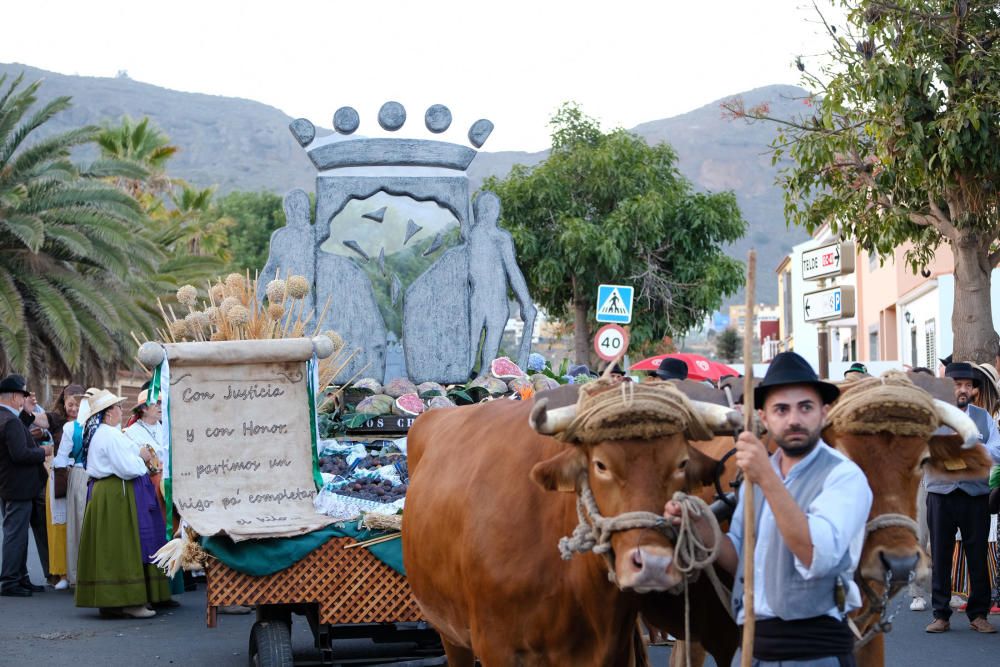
[803,285,856,322]
[802,241,855,281]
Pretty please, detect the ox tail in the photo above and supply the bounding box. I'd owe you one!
[633,623,650,667]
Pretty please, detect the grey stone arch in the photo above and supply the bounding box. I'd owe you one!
[314,175,472,383]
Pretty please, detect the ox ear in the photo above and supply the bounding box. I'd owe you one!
[530,447,587,493]
[684,445,722,491]
[926,429,992,479]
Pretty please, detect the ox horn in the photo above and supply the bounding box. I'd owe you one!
[529,397,577,435]
[690,400,742,433]
[933,399,980,449]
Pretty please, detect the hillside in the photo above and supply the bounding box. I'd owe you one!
[2,62,811,301]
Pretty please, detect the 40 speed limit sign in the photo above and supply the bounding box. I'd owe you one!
[593,323,630,362]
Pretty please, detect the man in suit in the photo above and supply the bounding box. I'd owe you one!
[0,374,53,597]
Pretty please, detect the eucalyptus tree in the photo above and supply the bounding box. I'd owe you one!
[726,0,1000,362]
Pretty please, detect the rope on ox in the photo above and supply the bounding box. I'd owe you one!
[554,379,734,667]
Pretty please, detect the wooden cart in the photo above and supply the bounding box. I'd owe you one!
[205,422,441,667]
[205,535,444,666]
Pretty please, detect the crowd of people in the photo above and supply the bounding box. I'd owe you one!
[0,375,179,618]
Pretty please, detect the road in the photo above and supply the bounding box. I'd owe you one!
[3,531,999,665]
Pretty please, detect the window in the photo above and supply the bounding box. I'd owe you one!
[910,327,918,368]
[868,328,879,361]
[782,272,793,336]
[868,251,878,271]
[925,319,936,369]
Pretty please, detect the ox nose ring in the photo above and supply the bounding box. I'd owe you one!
[879,551,919,584]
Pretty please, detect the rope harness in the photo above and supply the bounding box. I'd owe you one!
[848,513,921,649]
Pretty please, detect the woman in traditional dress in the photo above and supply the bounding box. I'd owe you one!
[43,384,83,590]
[54,387,96,586]
[74,389,171,618]
[123,390,165,514]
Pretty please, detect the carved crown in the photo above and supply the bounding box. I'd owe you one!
[289,101,493,172]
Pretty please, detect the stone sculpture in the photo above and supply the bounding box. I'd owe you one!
[467,192,536,373]
[257,189,316,314]
[260,102,534,384]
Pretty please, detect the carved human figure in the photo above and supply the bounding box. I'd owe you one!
[466,191,536,373]
[257,189,316,314]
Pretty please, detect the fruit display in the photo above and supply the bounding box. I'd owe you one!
[353,378,383,394]
[383,377,418,398]
[490,356,525,380]
[315,441,409,518]
[467,375,508,396]
[392,393,425,416]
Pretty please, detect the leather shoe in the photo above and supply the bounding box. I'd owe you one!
[0,587,32,597]
[925,618,950,633]
[19,581,44,593]
[152,599,180,609]
[970,617,997,633]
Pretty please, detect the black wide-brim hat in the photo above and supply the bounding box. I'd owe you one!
[753,351,840,406]
[656,357,689,381]
[945,362,980,386]
[0,374,30,396]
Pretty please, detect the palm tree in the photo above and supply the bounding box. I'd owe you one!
[96,115,177,199]
[0,73,161,382]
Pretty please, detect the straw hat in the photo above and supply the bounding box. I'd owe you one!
[132,389,161,412]
[87,389,127,415]
[974,362,1000,392]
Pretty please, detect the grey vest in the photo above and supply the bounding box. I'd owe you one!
[924,403,992,496]
[732,445,851,621]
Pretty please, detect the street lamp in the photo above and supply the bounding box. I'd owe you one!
[904,311,912,325]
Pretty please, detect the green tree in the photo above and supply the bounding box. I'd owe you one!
[214,190,286,273]
[96,115,176,199]
[485,103,746,362]
[726,0,1000,362]
[0,74,161,381]
[715,327,742,363]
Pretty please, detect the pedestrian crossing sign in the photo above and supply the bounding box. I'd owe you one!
[596,284,634,324]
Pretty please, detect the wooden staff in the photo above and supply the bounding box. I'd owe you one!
[741,249,757,667]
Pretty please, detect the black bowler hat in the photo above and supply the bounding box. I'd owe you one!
[0,374,30,396]
[753,352,839,406]
[656,357,688,381]
[945,362,980,387]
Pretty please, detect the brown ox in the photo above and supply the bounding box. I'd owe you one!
[822,374,984,667]
[402,382,740,666]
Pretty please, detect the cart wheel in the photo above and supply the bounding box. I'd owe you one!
[249,620,293,667]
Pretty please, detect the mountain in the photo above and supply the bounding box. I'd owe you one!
[1,62,811,302]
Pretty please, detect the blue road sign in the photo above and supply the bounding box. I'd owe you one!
[596,284,634,324]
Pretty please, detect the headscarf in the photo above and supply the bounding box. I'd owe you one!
[79,409,108,469]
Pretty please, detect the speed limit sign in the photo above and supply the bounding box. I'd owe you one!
[593,323,629,362]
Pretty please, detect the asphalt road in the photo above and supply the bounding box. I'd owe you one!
[3,531,999,665]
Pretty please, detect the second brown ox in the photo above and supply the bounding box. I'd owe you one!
[402,380,742,666]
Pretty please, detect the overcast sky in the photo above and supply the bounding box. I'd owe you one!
[2,0,838,151]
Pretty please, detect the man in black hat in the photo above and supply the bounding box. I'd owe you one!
[666,351,872,664]
[0,374,53,597]
[923,362,1000,634]
[654,357,688,382]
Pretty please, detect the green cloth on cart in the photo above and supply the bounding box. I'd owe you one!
[990,465,1000,489]
[200,522,404,577]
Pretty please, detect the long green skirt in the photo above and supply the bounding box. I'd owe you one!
[75,477,171,608]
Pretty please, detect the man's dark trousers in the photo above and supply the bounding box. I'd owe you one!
[927,489,991,620]
[29,490,48,579]
[0,498,33,591]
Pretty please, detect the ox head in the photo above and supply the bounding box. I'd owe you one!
[527,380,740,593]
[822,373,984,606]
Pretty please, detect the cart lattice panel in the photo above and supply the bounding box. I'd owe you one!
[205,536,423,625]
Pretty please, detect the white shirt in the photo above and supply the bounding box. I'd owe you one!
[727,441,873,624]
[85,424,148,480]
[124,420,166,462]
[53,424,82,468]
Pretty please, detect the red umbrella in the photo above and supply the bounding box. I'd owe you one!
[629,353,739,383]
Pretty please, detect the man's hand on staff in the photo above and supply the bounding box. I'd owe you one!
[734,431,774,486]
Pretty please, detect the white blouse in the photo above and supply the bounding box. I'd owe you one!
[124,420,166,462]
[85,424,149,480]
[54,424,83,468]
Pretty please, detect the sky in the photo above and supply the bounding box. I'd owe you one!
[2,0,839,152]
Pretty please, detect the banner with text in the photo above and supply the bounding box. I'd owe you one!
[164,339,333,541]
